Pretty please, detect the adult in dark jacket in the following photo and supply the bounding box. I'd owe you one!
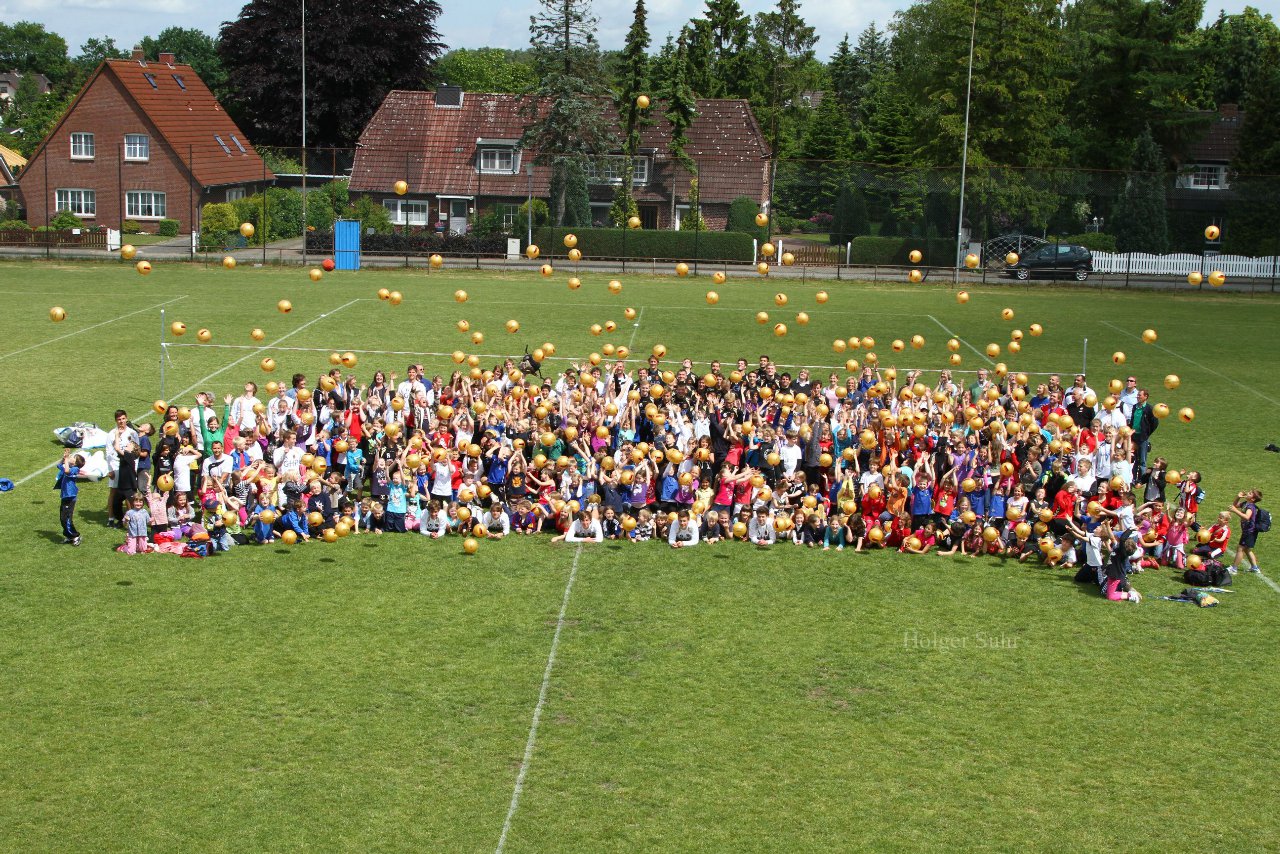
[1130,388,1159,477]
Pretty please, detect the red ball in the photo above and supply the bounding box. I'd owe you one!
[322,258,335,272]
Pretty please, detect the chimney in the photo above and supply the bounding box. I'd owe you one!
[131,46,145,63]
[159,51,176,66]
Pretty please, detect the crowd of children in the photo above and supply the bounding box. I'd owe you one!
[72,352,1268,597]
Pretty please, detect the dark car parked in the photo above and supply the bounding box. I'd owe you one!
[1004,244,1093,281]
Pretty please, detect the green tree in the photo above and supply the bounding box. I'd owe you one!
[830,185,868,244]
[219,0,445,148]
[522,0,617,225]
[610,0,651,227]
[726,195,767,241]
[435,48,537,93]
[749,0,819,158]
[1062,0,1204,169]
[1111,127,1168,253]
[659,31,698,175]
[1225,65,1280,254]
[71,37,127,81]
[685,0,754,98]
[0,22,71,85]
[141,28,227,99]
[5,73,69,157]
[1188,8,1280,109]
[785,90,852,216]
[561,160,592,227]
[681,178,706,231]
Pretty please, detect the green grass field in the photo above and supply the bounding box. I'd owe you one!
[1,259,1277,852]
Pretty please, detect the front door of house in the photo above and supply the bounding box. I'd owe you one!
[449,200,469,235]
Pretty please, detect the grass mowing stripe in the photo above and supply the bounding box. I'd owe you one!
[0,297,187,362]
[927,313,997,365]
[1251,569,1280,595]
[495,544,583,854]
[12,298,360,488]
[1102,319,1280,408]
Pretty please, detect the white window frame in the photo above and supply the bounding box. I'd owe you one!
[70,132,95,160]
[586,155,649,186]
[55,188,96,217]
[1188,164,1228,190]
[225,187,246,202]
[478,148,517,174]
[124,133,150,161]
[383,199,430,226]
[126,190,167,219]
[498,203,521,230]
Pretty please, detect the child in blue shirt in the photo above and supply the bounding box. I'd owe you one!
[280,499,311,542]
[56,449,84,546]
[385,471,408,532]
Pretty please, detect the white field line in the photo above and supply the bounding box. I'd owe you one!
[495,544,583,854]
[626,306,645,351]
[13,299,359,488]
[1101,320,1280,408]
[162,342,1077,376]
[1252,569,1280,595]
[927,314,997,365]
[0,297,187,362]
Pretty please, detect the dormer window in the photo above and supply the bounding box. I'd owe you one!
[476,140,520,174]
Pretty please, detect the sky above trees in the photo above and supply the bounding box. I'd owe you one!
[7,0,1269,62]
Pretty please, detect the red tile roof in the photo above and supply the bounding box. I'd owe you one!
[1185,104,1242,164]
[349,91,770,204]
[101,59,272,186]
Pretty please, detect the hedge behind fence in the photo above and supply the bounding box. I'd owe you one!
[532,227,755,262]
[848,237,957,266]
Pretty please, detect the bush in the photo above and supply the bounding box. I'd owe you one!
[533,226,754,262]
[199,202,239,250]
[157,218,180,237]
[50,210,83,230]
[775,215,805,234]
[305,228,508,256]
[849,236,955,266]
[347,195,394,235]
[726,196,767,243]
[1059,232,1117,253]
[0,218,30,231]
[120,219,143,234]
[519,199,550,229]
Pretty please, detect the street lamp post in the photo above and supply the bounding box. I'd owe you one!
[301,0,307,265]
[526,163,534,247]
[955,0,979,282]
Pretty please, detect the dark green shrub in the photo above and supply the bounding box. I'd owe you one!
[848,236,955,266]
[50,210,83,230]
[157,218,180,237]
[726,196,767,243]
[533,226,753,262]
[1059,232,1117,253]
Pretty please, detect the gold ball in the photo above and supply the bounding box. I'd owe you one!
[1141,328,1157,343]
[1205,224,1220,240]
[773,323,787,337]
[1112,351,1126,365]
[1001,308,1014,321]
[1029,323,1043,336]
[755,311,769,324]
[706,291,719,304]
[120,244,137,260]
[377,288,390,300]
[628,215,642,229]
[430,253,444,268]
[1208,270,1226,287]
[1005,252,1020,265]
[773,292,788,307]
[756,262,769,275]
[755,212,769,227]
[675,262,689,277]
[563,233,578,249]
[964,253,979,269]
[796,311,809,325]
[260,357,276,372]
[525,244,540,260]
[781,252,795,266]
[636,94,650,109]
[277,299,292,314]
[957,290,970,304]
[1164,374,1180,390]
[908,269,923,283]
[505,319,520,333]
[309,268,323,282]
[197,328,212,343]
[909,249,922,264]
[454,289,468,303]
[170,321,187,336]
[540,264,553,277]
[135,260,152,275]
[761,242,776,257]
[911,334,925,349]
[712,271,726,285]
[608,280,622,294]
[239,222,255,238]
[568,248,582,262]
[222,256,236,269]
[471,331,484,345]
[393,180,408,196]
[815,290,829,304]
[624,307,637,320]
[389,291,403,305]
[986,343,1001,358]
[1178,406,1195,423]
[341,351,357,367]
[567,277,581,290]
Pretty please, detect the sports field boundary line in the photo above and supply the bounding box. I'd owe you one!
[926,314,997,365]
[1252,568,1280,595]
[495,544,583,854]
[0,297,187,362]
[1101,320,1280,409]
[161,341,1077,376]
[13,299,359,489]
[626,306,646,351]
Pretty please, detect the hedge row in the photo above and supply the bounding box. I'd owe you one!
[305,230,508,255]
[848,237,957,266]
[532,227,755,262]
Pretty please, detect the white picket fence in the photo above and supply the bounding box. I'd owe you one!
[1092,251,1280,278]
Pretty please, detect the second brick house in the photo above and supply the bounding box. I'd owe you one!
[348,85,771,234]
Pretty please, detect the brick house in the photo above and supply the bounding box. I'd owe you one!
[18,48,272,233]
[348,86,771,234]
